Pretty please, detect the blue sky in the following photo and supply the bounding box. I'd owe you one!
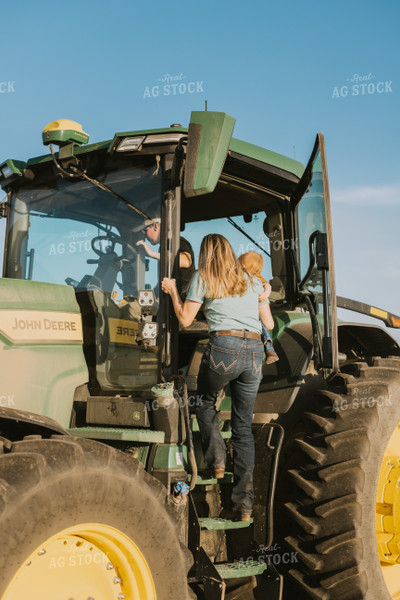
[1,0,399,341]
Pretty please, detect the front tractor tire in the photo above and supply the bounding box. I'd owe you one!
[279,357,400,600]
[0,436,192,600]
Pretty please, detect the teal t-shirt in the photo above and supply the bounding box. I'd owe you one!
[186,271,268,333]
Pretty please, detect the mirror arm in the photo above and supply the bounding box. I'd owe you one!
[295,230,325,369]
[316,232,333,367]
[303,293,322,369]
[290,246,302,287]
[299,230,321,290]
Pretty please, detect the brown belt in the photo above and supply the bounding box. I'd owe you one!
[210,329,261,340]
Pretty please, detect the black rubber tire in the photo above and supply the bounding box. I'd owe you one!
[0,435,193,599]
[277,356,400,600]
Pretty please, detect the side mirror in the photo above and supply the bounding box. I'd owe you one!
[183,111,235,197]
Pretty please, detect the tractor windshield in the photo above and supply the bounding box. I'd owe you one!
[5,165,162,299]
[5,164,163,393]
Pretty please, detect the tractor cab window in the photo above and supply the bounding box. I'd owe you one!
[177,209,285,374]
[292,136,337,370]
[6,165,161,299]
[183,210,285,303]
[5,164,163,393]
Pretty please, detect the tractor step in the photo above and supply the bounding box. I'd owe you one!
[191,417,231,438]
[215,560,266,579]
[188,471,234,485]
[199,517,253,530]
[67,426,165,443]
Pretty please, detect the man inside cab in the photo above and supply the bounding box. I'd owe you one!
[136,218,195,300]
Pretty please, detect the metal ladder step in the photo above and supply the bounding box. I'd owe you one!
[199,517,253,530]
[68,426,165,443]
[215,560,266,579]
[191,471,234,485]
[191,416,231,438]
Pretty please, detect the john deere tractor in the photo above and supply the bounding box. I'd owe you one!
[0,112,399,600]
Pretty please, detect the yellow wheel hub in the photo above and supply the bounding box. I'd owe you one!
[377,424,400,599]
[2,523,156,600]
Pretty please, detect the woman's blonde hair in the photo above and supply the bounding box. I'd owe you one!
[198,234,248,298]
[239,251,267,284]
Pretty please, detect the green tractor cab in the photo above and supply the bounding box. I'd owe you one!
[0,112,399,600]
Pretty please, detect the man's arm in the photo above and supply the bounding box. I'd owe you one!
[135,244,191,266]
[136,240,160,260]
[179,251,192,268]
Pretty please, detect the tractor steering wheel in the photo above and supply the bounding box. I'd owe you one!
[91,235,119,259]
[89,235,137,264]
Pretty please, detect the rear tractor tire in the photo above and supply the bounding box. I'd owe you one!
[279,357,400,600]
[0,436,193,600]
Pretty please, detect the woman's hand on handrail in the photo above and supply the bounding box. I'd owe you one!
[161,277,178,296]
[161,277,201,328]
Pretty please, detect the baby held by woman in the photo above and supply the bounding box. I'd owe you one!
[239,251,279,364]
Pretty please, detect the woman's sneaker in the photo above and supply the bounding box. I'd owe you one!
[264,340,279,364]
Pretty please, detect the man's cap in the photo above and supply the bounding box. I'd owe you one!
[143,218,161,229]
[134,217,161,232]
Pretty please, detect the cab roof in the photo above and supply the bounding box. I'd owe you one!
[4,125,304,177]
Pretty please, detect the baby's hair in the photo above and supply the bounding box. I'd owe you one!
[239,251,265,281]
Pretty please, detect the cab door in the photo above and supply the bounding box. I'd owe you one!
[291,133,338,372]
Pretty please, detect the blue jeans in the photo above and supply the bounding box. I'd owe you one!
[261,322,272,345]
[196,334,264,514]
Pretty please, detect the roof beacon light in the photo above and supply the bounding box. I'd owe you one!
[392,316,400,328]
[42,119,89,147]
